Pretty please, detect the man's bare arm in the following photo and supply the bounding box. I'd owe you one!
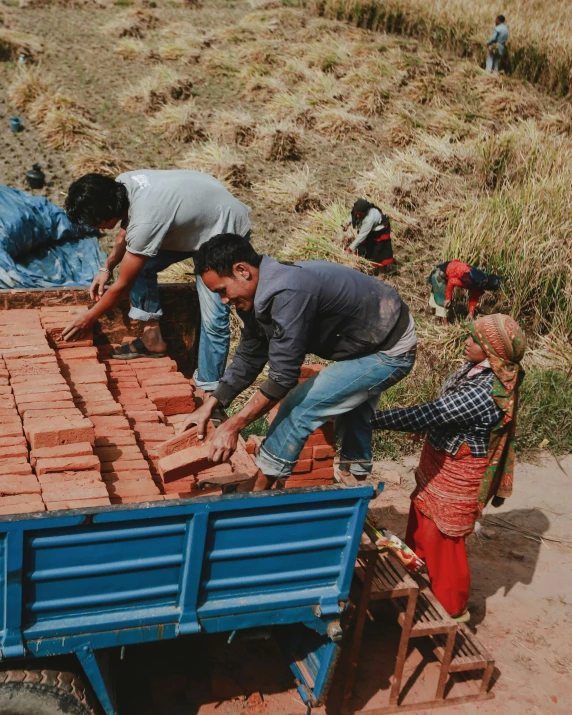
[63,251,147,341]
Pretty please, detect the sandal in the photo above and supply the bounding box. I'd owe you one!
[111,337,167,360]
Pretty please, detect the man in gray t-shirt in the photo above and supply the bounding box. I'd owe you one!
[62,170,251,391]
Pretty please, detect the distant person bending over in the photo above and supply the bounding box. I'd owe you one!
[182,234,416,489]
[427,260,501,324]
[343,199,394,275]
[62,170,251,393]
[372,314,526,621]
[486,15,509,73]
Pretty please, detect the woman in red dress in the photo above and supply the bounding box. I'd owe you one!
[372,314,526,621]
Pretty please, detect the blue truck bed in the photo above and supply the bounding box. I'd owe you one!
[0,484,373,713]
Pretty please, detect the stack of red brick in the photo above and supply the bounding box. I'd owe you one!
[246,364,336,488]
[0,308,333,515]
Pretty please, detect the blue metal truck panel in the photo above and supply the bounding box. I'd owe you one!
[0,485,373,713]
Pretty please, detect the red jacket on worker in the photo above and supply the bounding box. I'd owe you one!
[444,260,482,314]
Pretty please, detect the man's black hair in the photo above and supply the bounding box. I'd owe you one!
[497,14,505,22]
[64,174,129,227]
[194,234,262,277]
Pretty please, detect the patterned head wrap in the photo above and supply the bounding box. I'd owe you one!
[469,314,526,503]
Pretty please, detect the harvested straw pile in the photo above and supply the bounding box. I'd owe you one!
[209,110,257,146]
[0,28,43,61]
[119,66,193,114]
[69,149,131,179]
[39,109,107,150]
[179,140,251,188]
[103,9,159,39]
[148,101,205,143]
[259,123,303,161]
[253,165,323,213]
[7,65,52,110]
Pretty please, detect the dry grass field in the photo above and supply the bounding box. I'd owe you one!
[0,0,570,455]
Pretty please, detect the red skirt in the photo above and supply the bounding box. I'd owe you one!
[413,440,488,538]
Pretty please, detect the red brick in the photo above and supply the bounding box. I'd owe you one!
[147,393,195,416]
[41,482,109,501]
[110,495,164,504]
[56,346,99,360]
[125,410,162,423]
[38,470,102,484]
[1,347,53,359]
[0,493,44,508]
[313,445,336,460]
[30,442,93,464]
[105,480,161,498]
[10,375,66,386]
[245,435,264,455]
[100,459,149,473]
[292,459,312,474]
[299,446,313,460]
[0,409,19,419]
[304,432,329,447]
[16,390,72,405]
[156,423,216,459]
[78,402,124,417]
[109,388,148,400]
[0,424,23,438]
[102,470,153,482]
[139,373,189,388]
[44,497,110,510]
[307,467,334,482]
[0,462,32,475]
[89,416,131,431]
[0,501,45,515]
[25,419,95,450]
[24,409,83,421]
[158,445,212,482]
[62,370,107,385]
[313,456,334,469]
[11,382,71,396]
[133,425,174,441]
[0,385,13,395]
[0,436,26,448]
[94,435,137,447]
[229,442,258,479]
[18,400,75,416]
[0,475,41,495]
[94,445,143,461]
[35,454,100,475]
[0,443,28,460]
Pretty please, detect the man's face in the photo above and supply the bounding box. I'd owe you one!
[495,16,502,25]
[201,263,258,311]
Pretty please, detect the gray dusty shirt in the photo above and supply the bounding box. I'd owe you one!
[116,170,251,257]
[213,256,415,406]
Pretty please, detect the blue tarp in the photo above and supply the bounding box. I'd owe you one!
[0,185,105,289]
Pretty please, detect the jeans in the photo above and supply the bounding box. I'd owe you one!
[129,249,230,391]
[255,348,416,479]
[486,50,500,73]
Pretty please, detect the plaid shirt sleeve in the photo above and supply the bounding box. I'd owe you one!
[372,377,502,433]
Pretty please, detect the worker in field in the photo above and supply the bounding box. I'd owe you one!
[371,314,526,621]
[182,233,417,489]
[485,15,509,73]
[427,259,501,325]
[62,170,251,393]
[343,198,394,275]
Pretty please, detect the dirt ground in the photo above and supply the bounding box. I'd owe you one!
[117,453,572,715]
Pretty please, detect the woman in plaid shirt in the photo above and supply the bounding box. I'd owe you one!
[372,314,526,622]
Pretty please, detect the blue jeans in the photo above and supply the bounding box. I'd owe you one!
[255,349,416,479]
[129,249,230,391]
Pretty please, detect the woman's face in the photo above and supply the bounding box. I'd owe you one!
[464,335,487,363]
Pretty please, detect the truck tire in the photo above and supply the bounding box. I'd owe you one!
[0,669,98,715]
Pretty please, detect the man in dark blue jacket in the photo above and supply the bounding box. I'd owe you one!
[184,234,417,490]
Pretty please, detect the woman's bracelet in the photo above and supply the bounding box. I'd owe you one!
[99,267,112,275]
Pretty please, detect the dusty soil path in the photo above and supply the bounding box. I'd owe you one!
[118,453,572,715]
